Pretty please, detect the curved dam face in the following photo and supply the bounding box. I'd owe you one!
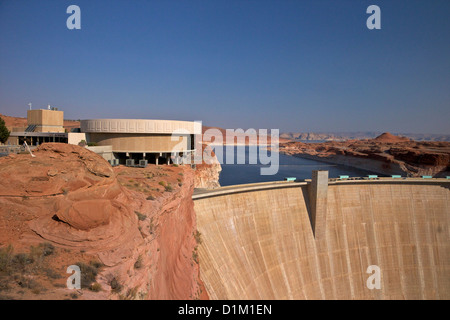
[193,177,450,299]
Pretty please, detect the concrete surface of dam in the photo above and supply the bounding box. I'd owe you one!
[193,174,450,299]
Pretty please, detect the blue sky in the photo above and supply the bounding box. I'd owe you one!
[0,0,449,134]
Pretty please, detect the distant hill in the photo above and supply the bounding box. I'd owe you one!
[280,131,450,142]
[373,132,411,143]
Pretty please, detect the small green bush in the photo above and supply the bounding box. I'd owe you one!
[40,243,55,257]
[194,231,202,245]
[192,250,199,264]
[134,211,146,221]
[134,255,143,269]
[109,277,123,293]
[76,261,101,289]
[90,282,102,292]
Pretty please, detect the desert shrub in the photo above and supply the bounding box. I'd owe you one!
[90,261,104,269]
[133,255,143,269]
[109,277,123,293]
[0,243,55,275]
[44,268,61,280]
[192,249,199,264]
[40,243,55,257]
[90,282,102,292]
[146,195,155,201]
[0,278,10,292]
[12,253,33,270]
[158,181,166,187]
[134,211,146,221]
[76,262,100,289]
[15,275,40,291]
[164,184,173,192]
[0,245,14,272]
[149,219,155,235]
[194,231,202,245]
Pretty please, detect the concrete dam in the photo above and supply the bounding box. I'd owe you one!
[193,172,450,300]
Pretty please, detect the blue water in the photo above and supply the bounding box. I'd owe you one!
[217,145,376,186]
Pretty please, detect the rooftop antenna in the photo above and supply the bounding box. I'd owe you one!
[28,103,32,110]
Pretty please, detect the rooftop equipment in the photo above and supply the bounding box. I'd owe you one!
[126,159,135,167]
[139,160,148,168]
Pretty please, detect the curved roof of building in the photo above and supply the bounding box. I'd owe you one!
[81,119,202,134]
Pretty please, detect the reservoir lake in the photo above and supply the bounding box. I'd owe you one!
[217,144,376,186]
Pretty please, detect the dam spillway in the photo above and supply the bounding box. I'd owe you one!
[193,175,450,299]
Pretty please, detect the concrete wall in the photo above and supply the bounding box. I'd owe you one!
[87,133,192,153]
[85,145,114,161]
[194,180,450,299]
[67,132,87,146]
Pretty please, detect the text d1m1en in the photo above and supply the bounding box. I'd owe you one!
[178,304,272,317]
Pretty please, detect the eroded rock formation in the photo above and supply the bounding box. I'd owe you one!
[279,133,450,177]
[0,143,206,299]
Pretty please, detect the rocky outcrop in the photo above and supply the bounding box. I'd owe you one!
[279,133,450,177]
[0,143,205,300]
[194,144,222,189]
[194,163,222,189]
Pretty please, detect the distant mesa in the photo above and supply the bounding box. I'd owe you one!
[373,132,411,143]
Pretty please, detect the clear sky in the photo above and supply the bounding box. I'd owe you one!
[0,0,449,134]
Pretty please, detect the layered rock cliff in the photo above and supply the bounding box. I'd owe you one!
[194,144,222,189]
[0,143,205,300]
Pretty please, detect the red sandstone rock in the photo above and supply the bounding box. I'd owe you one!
[373,132,411,143]
[0,143,206,300]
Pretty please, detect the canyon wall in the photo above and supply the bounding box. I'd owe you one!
[194,180,450,299]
